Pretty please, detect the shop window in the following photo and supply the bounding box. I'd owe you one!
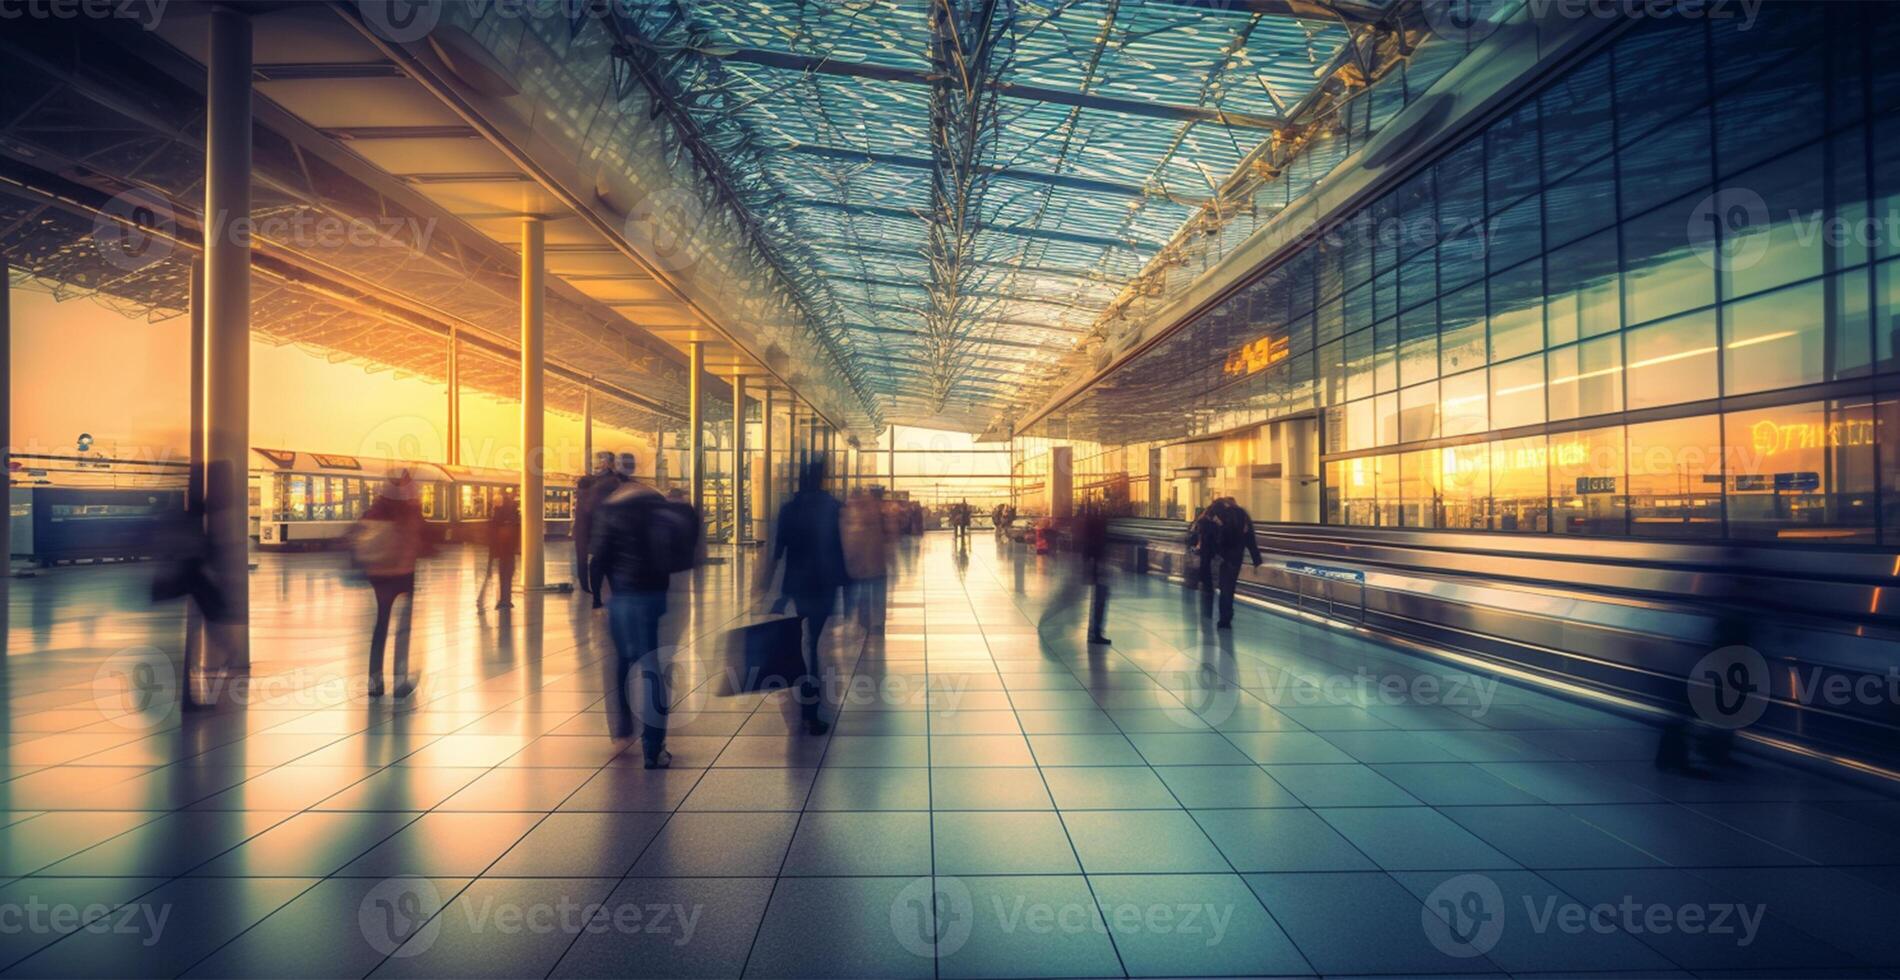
[1340,456,1377,526]
[1440,369,1488,437]
[1718,144,1826,300]
[1627,415,1724,539]
[1323,460,1344,525]
[1725,400,1876,544]
[1626,310,1719,409]
[1490,354,1546,430]
[1439,443,1490,530]
[1547,335,1623,422]
[1400,449,1440,528]
[1622,193,1718,326]
[1489,260,1545,362]
[1376,453,1402,527]
[1546,229,1621,346]
[1400,382,1440,444]
[1551,425,1627,536]
[1723,279,1825,395]
[1490,435,1551,532]
[1439,281,1487,375]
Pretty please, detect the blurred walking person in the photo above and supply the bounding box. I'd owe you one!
[483,487,520,610]
[584,453,635,607]
[352,471,428,699]
[1211,496,1263,629]
[573,452,614,597]
[1037,502,1112,646]
[1188,500,1226,620]
[763,456,847,734]
[594,461,698,768]
[844,486,892,632]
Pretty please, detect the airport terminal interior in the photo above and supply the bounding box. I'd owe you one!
[6,0,1900,976]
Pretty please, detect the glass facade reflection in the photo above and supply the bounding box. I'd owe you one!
[1016,4,1900,547]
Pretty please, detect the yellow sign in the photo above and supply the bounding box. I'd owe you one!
[1750,418,1874,457]
[1222,334,1291,377]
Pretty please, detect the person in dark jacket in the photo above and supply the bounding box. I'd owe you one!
[763,455,847,735]
[1037,501,1113,645]
[487,488,521,610]
[354,471,428,699]
[1211,496,1263,628]
[584,454,634,607]
[572,452,614,595]
[592,468,686,768]
[1187,500,1226,621]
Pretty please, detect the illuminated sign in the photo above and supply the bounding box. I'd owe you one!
[1575,476,1616,495]
[1222,334,1291,377]
[1750,418,1874,457]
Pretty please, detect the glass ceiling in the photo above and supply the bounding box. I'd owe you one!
[605,0,1383,428]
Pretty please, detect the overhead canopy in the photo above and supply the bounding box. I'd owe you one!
[605,0,1388,428]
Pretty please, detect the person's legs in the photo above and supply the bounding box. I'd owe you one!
[1196,556,1216,619]
[390,585,415,693]
[797,602,831,726]
[368,578,396,685]
[603,594,640,738]
[1216,556,1242,626]
[633,593,669,761]
[573,536,589,593]
[498,552,515,607]
[1088,569,1110,642]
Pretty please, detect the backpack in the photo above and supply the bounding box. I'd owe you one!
[645,500,700,575]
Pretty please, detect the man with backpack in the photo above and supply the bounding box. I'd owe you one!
[591,456,699,768]
[1211,496,1263,629]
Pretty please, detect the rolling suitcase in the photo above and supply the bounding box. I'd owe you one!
[715,614,806,696]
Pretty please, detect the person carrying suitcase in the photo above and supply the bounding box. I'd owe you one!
[593,464,699,768]
[761,455,847,735]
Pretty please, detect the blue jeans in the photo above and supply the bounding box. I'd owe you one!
[604,591,668,755]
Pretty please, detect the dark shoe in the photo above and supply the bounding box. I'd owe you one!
[497,601,513,609]
[392,680,417,699]
[367,677,385,698]
[644,749,672,770]
[1088,635,1111,645]
[592,599,604,609]
[804,718,831,736]
[1216,621,1232,630]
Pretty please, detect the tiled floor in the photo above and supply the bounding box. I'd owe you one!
[3,534,1898,978]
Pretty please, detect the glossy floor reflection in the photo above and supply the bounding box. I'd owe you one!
[3,534,1899,978]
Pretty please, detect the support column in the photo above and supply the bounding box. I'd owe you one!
[760,387,776,535]
[520,216,546,590]
[730,372,747,544]
[889,425,897,492]
[580,384,592,478]
[185,258,205,677]
[688,341,705,519]
[446,326,460,465]
[203,5,251,674]
[1,256,10,665]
